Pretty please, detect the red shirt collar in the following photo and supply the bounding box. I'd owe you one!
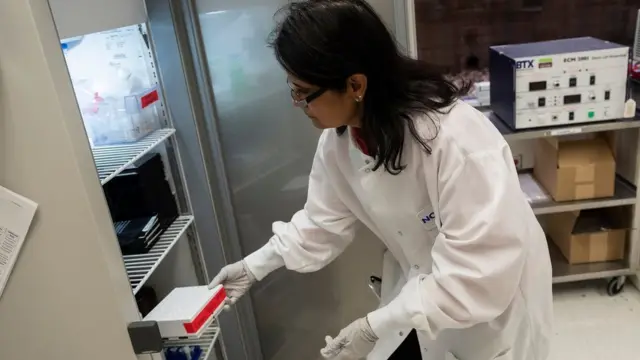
[351,127,371,156]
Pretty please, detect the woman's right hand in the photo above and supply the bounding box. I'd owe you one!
[208,260,257,308]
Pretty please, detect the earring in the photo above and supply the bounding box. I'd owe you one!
[356,96,363,102]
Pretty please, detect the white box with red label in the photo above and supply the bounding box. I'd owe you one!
[143,285,226,339]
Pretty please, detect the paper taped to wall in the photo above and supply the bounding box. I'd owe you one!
[0,185,38,299]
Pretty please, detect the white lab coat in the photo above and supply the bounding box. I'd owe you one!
[245,101,553,360]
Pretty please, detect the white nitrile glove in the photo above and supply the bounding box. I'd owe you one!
[320,317,379,360]
[208,260,257,309]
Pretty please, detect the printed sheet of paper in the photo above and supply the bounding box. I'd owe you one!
[0,185,37,299]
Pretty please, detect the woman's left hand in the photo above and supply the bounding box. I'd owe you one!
[320,316,378,359]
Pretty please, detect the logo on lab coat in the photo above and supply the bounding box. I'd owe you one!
[417,208,438,232]
[421,212,435,223]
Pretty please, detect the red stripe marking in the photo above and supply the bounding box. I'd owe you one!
[183,287,226,334]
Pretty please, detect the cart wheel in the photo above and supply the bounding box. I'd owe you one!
[607,276,625,296]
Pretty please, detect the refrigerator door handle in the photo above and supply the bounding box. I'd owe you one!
[127,320,163,354]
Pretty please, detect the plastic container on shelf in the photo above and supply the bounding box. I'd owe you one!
[75,82,161,146]
[62,25,161,147]
[81,91,117,147]
[121,85,162,142]
[82,63,160,146]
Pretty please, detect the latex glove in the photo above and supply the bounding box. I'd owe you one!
[208,260,256,309]
[320,317,379,359]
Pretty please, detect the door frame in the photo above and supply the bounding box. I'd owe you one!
[393,0,418,58]
[144,1,264,359]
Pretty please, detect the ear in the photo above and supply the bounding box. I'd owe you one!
[346,74,367,101]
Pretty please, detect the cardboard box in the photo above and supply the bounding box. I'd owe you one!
[534,134,615,201]
[546,208,627,264]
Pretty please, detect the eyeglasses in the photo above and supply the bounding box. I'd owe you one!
[287,80,326,108]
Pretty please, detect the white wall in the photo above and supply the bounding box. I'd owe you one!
[0,1,142,359]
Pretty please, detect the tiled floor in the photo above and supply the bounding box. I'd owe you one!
[550,282,640,360]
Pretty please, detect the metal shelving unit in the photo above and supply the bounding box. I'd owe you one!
[92,128,176,185]
[485,110,640,141]
[530,176,637,215]
[163,321,221,360]
[488,110,640,292]
[483,111,640,141]
[550,242,630,284]
[123,215,194,294]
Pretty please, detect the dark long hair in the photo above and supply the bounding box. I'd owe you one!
[270,0,468,175]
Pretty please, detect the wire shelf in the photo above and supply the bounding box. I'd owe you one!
[163,321,220,360]
[123,215,194,294]
[92,128,176,185]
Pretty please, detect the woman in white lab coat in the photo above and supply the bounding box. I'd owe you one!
[209,0,553,359]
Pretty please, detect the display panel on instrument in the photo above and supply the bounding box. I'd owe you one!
[529,81,547,91]
[563,94,582,104]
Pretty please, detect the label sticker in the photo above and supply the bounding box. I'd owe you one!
[140,89,159,109]
[417,209,437,230]
[548,127,582,136]
[538,57,553,68]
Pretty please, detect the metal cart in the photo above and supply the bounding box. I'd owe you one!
[487,111,640,296]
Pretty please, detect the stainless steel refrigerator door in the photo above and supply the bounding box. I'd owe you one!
[189,1,410,359]
[145,1,262,359]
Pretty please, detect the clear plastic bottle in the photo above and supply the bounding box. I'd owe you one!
[82,92,119,146]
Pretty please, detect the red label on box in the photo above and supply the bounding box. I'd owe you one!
[140,89,159,109]
[183,287,227,334]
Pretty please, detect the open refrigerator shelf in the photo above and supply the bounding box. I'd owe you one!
[123,215,194,294]
[92,128,176,185]
[529,175,637,215]
[163,321,220,360]
[485,111,640,141]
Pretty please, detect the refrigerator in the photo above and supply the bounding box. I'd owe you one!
[0,1,417,360]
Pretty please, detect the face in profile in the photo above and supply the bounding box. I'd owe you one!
[287,74,366,130]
